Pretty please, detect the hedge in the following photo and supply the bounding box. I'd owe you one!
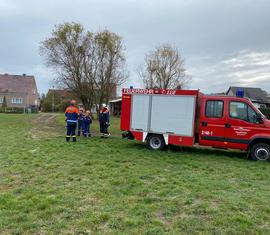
[0,107,38,114]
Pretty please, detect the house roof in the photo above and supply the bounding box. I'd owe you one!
[109,98,122,103]
[47,89,71,97]
[0,73,37,93]
[227,86,269,103]
[47,88,81,103]
[210,92,226,96]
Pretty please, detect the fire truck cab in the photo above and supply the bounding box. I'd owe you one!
[121,88,270,161]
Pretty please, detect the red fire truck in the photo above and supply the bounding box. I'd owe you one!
[120,88,270,161]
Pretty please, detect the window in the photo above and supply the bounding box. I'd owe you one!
[11,97,23,104]
[248,105,257,123]
[0,97,3,104]
[230,101,258,123]
[205,100,224,118]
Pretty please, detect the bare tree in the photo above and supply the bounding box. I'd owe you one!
[138,44,191,89]
[84,30,127,113]
[40,22,127,111]
[40,23,94,109]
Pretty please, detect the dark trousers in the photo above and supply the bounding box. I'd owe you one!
[78,121,83,136]
[100,123,108,134]
[66,123,77,141]
[84,124,91,137]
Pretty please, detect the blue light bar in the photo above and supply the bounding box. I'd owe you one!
[236,88,244,98]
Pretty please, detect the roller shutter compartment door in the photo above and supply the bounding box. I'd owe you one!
[131,95,150,131]
[150,95,196,136]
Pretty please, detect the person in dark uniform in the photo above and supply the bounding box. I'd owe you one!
[77,108,85,136]
[99,105,110,137]
[83,110,92,137]
[65,100,79,142]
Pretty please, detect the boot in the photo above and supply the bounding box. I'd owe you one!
[72,136,77,142]
[77,130,81,136]
[104,133,111,138]
[66,136,70,142]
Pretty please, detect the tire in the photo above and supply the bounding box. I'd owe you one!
[147,135,165,150]
[250,143,270,161]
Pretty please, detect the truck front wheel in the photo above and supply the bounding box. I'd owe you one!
[147,135,165,150]
[250,143,270,161]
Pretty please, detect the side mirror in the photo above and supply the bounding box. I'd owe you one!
[256,113,264,124]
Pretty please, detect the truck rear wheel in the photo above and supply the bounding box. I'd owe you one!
[147,135,165,150]
[250,143,270,161]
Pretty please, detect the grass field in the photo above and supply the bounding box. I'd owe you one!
[1,113,270,234]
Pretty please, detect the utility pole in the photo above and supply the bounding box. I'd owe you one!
[52,85,55,112]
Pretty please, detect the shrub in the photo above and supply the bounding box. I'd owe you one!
[0,107,38,114]
[0,107,24,113]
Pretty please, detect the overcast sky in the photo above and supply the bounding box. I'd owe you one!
[0,0,270,94]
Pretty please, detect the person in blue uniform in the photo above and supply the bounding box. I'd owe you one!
[83,110,92,137]
[77,108,85,136]
[99,105,110,137]
[65,100,79,142]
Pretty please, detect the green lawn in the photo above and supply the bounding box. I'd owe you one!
[0,113,270,234]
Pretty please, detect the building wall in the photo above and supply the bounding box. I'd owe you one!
[0,74,40,108]
[109,101,121,116]
[28,78,39,107]
[227,90,234,96]
[0,92,30,108]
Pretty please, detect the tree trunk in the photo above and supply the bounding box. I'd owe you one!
[80,96,92,111]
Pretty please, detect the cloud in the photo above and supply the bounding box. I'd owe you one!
[189,50,270,93]
[29,65,55,94]
[0,0,270,94]
[223,51,270,68]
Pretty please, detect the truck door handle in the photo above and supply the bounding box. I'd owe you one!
[225,123,231,128]
[201,122,207,127]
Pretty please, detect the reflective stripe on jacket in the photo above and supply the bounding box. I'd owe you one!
[65,106,79,124]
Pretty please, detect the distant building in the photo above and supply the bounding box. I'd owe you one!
[43,89,81,112]
[47,88,79,104]
[0,73,39,111]
[45,85,118,113]
[109,98,122,116]
[226,86,270,108]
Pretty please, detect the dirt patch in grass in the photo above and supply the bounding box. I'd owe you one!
[29,112,122,140]
[30,113,63,139]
